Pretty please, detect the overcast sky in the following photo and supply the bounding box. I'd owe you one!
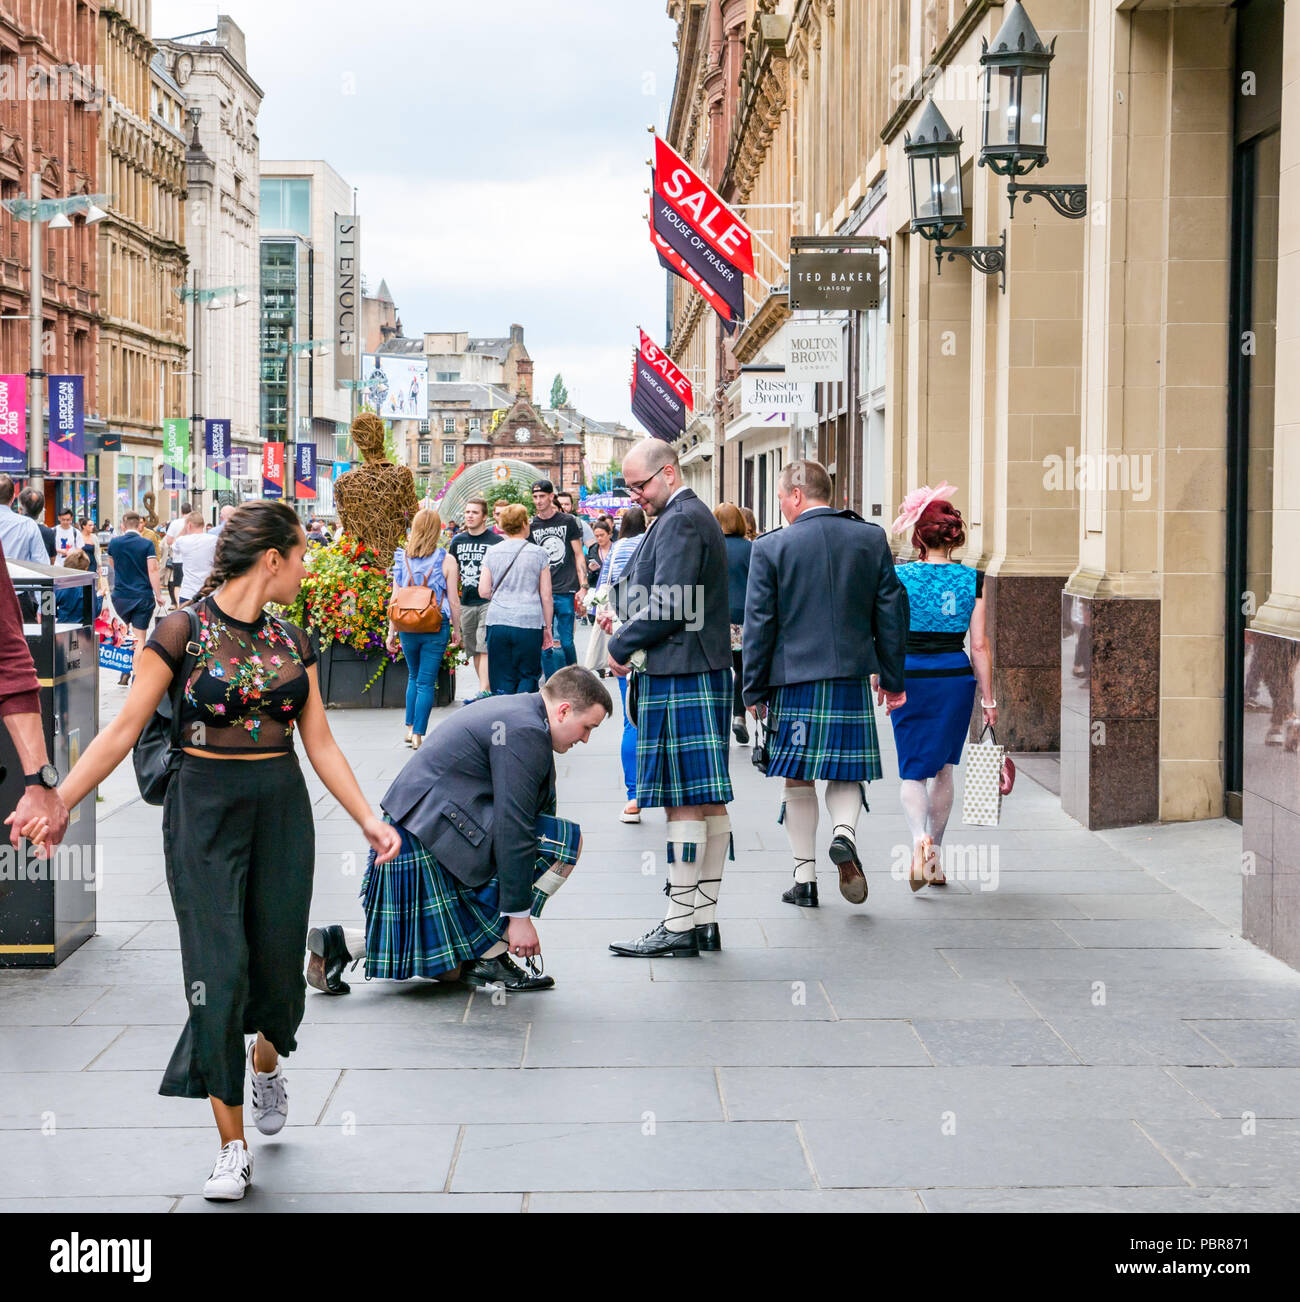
[152,0,679,425]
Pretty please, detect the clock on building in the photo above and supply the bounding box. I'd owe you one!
[515,429,531,443]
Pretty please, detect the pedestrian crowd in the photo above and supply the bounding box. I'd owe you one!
[0,442,997,1204]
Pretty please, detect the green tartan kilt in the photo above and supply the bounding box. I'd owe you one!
[359,813,580,981]
[766,676,882,783]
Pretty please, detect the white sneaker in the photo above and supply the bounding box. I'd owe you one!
[247,1040,288,1135]
[203,1140,253,1201]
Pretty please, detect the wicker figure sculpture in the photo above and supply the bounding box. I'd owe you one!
[333,411,419,562]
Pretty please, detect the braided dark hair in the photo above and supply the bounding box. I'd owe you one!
[195,500,305,602]
[913,500,966,560]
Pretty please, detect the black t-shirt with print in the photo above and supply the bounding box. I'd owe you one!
[528,511,583,594]
[447,528,503,605]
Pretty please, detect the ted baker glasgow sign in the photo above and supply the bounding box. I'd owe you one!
[789,251,878,311]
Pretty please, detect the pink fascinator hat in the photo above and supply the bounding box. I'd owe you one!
[891,482,958,536]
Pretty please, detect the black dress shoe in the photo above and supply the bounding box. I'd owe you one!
[609,923,700,958]
[461,953,554,991]
[732,715,749,745]
[781,881,819,908]
[306,925,354,996]
[829,835,868,904]
[695,922,721,951]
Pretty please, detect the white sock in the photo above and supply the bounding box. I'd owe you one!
[782,785,819,883]
[343,927,366,962]
[694,814,733,927]
[664,819,706,932]
[825,781,864,845]
[926,766,956,844]
[899,778,929,845]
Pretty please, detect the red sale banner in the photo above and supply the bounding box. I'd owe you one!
[653,135,755,276]
[638,330,693,412]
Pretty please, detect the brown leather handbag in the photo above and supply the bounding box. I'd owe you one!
[388,572,443,634]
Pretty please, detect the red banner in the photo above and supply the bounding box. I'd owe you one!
[262,442,285,499]
[653,136,755,276]
[638,330,693,412]
[649,222,739,325]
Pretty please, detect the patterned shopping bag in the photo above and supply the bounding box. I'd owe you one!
[961,726,1005,827]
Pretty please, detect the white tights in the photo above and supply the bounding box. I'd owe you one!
[899,765,956,846]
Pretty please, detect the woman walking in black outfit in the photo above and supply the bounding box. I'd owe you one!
[47,502,401,1202]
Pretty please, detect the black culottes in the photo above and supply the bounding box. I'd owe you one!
[160,752,315,1105]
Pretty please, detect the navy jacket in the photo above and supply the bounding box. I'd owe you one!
[724,533,752,626]
[742,505,910,703]
[608,487,731,676]
[381,692,555,914]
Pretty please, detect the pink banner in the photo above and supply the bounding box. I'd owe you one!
[0,374,26,475]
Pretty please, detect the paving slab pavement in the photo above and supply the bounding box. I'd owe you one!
[2,640,1299,1211]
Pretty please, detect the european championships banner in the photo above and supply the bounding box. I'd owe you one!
[205,420,232,492]
[162,418,189,491]
[630,330,692,443]
[650,135,754,329]
[47,375,85,475]
[262,442,285,499]
[294,442,316,500]
[0,374,26,475]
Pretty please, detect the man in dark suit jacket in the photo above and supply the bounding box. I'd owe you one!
[307,666,612,995]
[600,438,735,959]
[743,459,909,909]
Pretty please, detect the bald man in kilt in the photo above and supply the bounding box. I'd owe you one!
[602,439,734,957]
[743,460,910,907]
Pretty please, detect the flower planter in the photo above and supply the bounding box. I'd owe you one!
[313,634,455,710]
[313,635,405,709]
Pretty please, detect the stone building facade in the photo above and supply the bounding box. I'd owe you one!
[97,1,188,519]
[660,0,1300,971]
[156,16,263,498]
[0,1,103,520]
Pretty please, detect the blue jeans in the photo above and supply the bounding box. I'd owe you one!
[487,624,543,695]
[399,627,450,735]
[616,674,638,801]
[541,592,578,679]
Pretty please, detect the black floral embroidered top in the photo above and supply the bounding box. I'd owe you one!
[146,596,317,754]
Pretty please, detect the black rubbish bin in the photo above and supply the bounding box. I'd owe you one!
[0,559,98,967]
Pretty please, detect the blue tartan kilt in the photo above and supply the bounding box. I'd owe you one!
[766,676,883,782]
[634,667,734,808]
[359,813,581,981]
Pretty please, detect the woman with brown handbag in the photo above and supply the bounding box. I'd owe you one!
[386,508,461,749]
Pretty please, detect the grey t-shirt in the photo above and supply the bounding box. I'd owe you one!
[482,538,548,628]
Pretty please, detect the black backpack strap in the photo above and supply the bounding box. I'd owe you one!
[167,604,203,751]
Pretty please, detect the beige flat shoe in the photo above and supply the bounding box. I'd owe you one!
[922,836,945,886]
[908,842,927,893]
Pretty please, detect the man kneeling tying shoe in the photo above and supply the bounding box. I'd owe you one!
[308,665,611,994]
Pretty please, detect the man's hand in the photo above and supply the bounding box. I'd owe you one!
[596,610,615,634]
[883,689,906,714]
[575,591,587,618]
[506,915,540,959]
[747,702,767,722]
[607,652,630,678]
[542,628,555,651]
[6,786,69,857]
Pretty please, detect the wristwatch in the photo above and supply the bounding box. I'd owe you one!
[24,764,58,789]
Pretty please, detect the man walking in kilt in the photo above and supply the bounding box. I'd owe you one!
[743,461,910,907]
[602,439,735,957]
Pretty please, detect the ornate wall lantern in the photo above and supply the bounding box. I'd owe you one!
[904,98,1007,291]
[978,1,1086,217]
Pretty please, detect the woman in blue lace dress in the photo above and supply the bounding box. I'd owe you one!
[885,486,996,889]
